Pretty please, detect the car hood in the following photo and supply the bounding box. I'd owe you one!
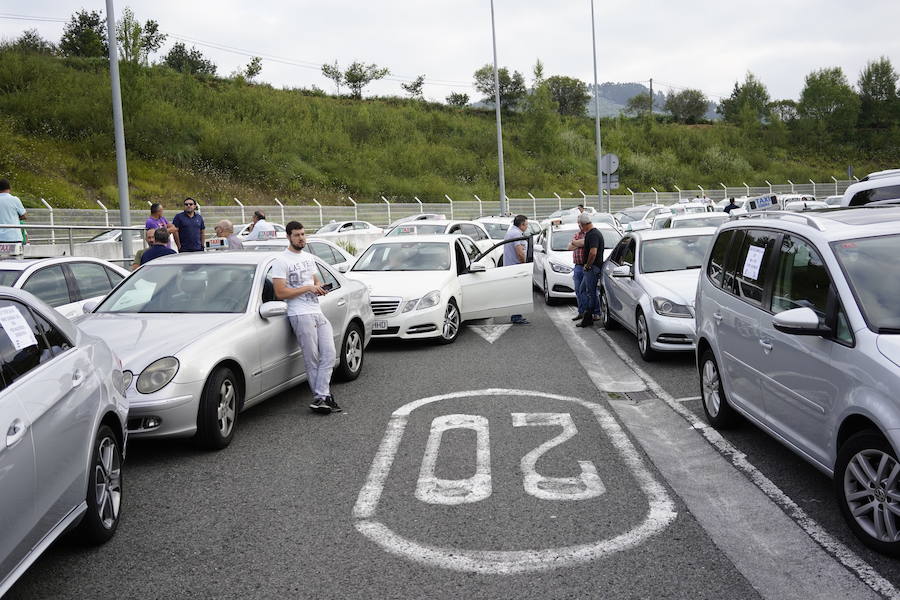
[877,335,900,369]
[76,313,240,371]
[345,270,453,299]
[641,270,701,306]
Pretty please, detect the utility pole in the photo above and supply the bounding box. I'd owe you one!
[105,0,132,259]
[490,0,507,215]
[590,0,603,212]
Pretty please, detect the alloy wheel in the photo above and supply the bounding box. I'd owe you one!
[702,360,721,417]
[217,379,236,437]
[637,314,648,354]
[543,276,551,304]
[345,329,363,373]
[442,303,459,340]
[844,449,900,543]
[94,436,122,529]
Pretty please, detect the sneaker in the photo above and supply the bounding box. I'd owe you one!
[571,313,584,321]
[575,317,594,328]
[310,397,332,414]
[325,396,342,413]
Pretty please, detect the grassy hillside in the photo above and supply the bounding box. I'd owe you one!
[0,49,892,209]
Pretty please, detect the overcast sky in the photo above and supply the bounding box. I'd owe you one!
[2,1,899,103]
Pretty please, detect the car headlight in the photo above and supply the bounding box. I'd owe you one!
[652,297,693,318]
[136,357,180,394]
[121,370,134,393]
[401,290,442,312]
[401,299,418,313]
[549,261,573,274]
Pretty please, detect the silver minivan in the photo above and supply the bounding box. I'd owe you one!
[695,207,900,555]
[0,288,128,595]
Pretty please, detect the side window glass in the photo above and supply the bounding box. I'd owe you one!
[68,262,114,299]
[461,238,480,261]
[262,267,276,303]
[29,307,73,358]
[0,299,54,389]
[621,240,636,266]
[707,229,735,289]
[771,235,831,322]
[21,265,70,308]
[731,230,777,307]
[354,222,368,230]
[849,190,872,206]
[316,264,340,290]
[609,238,629,265]
[105,267,125,287]
[455,241,469,275]
[835,306,853,344]
[308,242,335,264]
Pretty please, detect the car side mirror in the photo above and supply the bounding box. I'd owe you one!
[468,263,486,273]
[772,307,831,336]
[612,264,632,278]
[259,300,288,319]
[82,299,100,314]
[337,264,348,273]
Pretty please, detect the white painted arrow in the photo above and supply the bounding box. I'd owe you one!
[467,323,512,344]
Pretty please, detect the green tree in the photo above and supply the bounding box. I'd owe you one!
[625,92,651,117]
[798,67,860,142]
[522,82,560,154]
[664,89,707,123]
[858,56,898,128]
[545,75,589,117]
[116,7,166,65]
[473,64,526,110]
[59,10,108,58]
[13,29,56,55]
[446,91,469,107]
[162,42,217,76]
[401,75,425,99]
[768,99,798,122]
[718,72,770,123]
[321,61,343,95]
[243,56,262,81]
[343,61,390,99]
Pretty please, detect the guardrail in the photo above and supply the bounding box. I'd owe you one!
[0,224,145,264]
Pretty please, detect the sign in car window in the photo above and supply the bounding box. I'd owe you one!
[742,245,766,280]
[0,305,38,350]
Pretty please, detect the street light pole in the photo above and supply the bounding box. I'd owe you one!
[105,0,131,259]
[590,0,603,213]
[490,0,507,215]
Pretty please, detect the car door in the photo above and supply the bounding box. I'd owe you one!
[63,261,119,319]
[532,230,547,287]
[757,234,843,465]
[316,262,348,352]
[0,382,37,583]
[605,237,637,329]
[257,264,302,394]
[457,239,533,320]
[19,265,74,316]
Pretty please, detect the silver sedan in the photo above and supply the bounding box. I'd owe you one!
[77,251,374,449]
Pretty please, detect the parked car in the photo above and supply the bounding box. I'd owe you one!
[345,234,533,343]
[244,238,356,271]
[235,222,286,239]
[384,220,502,266]
[0,287,128,596]
[840,170,900,206]
[386,213,446,231]
[77,252,373,449]
[783,200,830,212]
[615,204,668,227]
[599,227,715,360]
[0,257,128,320]
[315,220,384,237]
[653,212,731,230]
[823,195,844,208]
[695,206,900,555]
[476,216,541,240]
[532,222,621,304]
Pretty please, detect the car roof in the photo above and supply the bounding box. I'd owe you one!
[720,206,900,241]
[0,285,79,340]
[369,234,458,245]
[670,212,728,220]
[0,256,119,271]
[632,226,718,241]
[145,251,277,265]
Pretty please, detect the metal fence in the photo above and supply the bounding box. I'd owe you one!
[23,179,858,244]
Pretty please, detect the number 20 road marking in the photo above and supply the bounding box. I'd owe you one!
[415,413,605,505]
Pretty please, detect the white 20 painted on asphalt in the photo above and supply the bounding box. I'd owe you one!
[353,388,678,574]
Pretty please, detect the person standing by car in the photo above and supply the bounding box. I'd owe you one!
[568,228,587,321]
[244,210,276,241]
[145,203,178,250]
[140,228,177,264]
[504,214,530,325]
[723,197,740,214]
[214,220,244,251]
[576,213,603,328]
[0,178,26,244]
[173,197,205,252]
[131,228,157,270]
[272,221,339,414]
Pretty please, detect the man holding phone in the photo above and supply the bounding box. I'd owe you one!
[272,221,339,414]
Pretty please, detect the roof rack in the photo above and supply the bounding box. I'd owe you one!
[731,210,825,231]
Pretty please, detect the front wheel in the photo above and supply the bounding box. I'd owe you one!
[836,431,900,556]
[196,367,241,450]
[75,424,123,545]
[699,349,739,428]
[437,300,461,345]
[543,275,555,305]
[336,322,364,381]
[636,311,657,362]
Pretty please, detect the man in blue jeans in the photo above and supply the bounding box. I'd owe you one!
[576,213,603,328]
[503,214,530,325]
[568,227,587,321]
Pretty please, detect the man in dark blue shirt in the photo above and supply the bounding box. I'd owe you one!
[140,228,177,264]
[173,197,206,252]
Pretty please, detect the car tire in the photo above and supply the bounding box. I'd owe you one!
[75,424,123,545]
[437,300,461,345]
[699,349,739,429]
[835,430,900,556]
[636,310,657,362]
[599,289,618,330]
[543,275,555,305]
[196,367,241,450]
[336,322,364,381]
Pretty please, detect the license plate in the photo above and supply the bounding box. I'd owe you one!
[374,320,388,330]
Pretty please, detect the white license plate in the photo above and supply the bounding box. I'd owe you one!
[374,320,388,330]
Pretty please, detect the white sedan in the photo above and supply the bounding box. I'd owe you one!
[345,234,533,343]
[0,256,128,319]
[532,223,621,304]
[315,220,384,237]
[384,219,502,266]
[235,222,286,239]
[243,237,356,272]
[652,212,730,230]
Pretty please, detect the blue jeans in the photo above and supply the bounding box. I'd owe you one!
[573,265,586,314]
[579,266,600,317]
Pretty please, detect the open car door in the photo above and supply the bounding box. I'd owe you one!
[458,236,534,320]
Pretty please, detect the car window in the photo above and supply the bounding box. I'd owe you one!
[21,265,71,308]
[831,233,900,332]
[640,235,712,274]
[849,185,900,206]
[463,224,487,241]
[707,229,736,288]
[608,238,629,265]
[771,235,831,322]
[454,241,469,275]
[0,299,59,391]
[353,222,369,230]
[653,216,671,230]
[262,267,276,303]
[29,307,73,356]
[727,229,778,307]
[0,270,20,286]
[317,263,340,290]
[68,262,114,300]
[621,239,636,266]
[105,266,125,287]
[459,237,481,261]
[308,242,339,265]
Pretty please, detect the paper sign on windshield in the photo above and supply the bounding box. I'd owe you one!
[0,305,38,350]
[742,246,765,280]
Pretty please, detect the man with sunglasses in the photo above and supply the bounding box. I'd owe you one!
[173,197,206,252]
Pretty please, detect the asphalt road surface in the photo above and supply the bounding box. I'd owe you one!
[7,294,899,599]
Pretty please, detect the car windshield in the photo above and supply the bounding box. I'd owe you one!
[385,224,447,236]
[617,209,648,223]
[483,222,511,239]
[551,231,577,251]
[352,242,450,271]
[88,230,119,242]
[96,264,256,313]
[672,215,729,228]
[640,235,713,273]
[316,223,342,233]
[0,270,20,286]
[548,209,575,219]
[832,234,900,331]
[600,229,623,248]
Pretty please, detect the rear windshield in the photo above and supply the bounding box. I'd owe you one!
[672,215,729,229]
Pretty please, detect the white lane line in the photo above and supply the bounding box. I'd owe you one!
[673,396,701,403]
[353,388,676,574]
[594,327,900,600]
[468,323,512,344]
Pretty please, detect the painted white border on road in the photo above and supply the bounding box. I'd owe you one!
[353,388,676,574]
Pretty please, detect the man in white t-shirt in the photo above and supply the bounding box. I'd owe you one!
[244,210,277,241]
[271,221,339,414]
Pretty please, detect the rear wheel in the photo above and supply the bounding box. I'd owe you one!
[437,300,461,344]
[636,311,657,362]
[699,349,739,428]
[599,289,618,329]
[336,322,364,381]
[75,424,123,545]
[196,367,241,450]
